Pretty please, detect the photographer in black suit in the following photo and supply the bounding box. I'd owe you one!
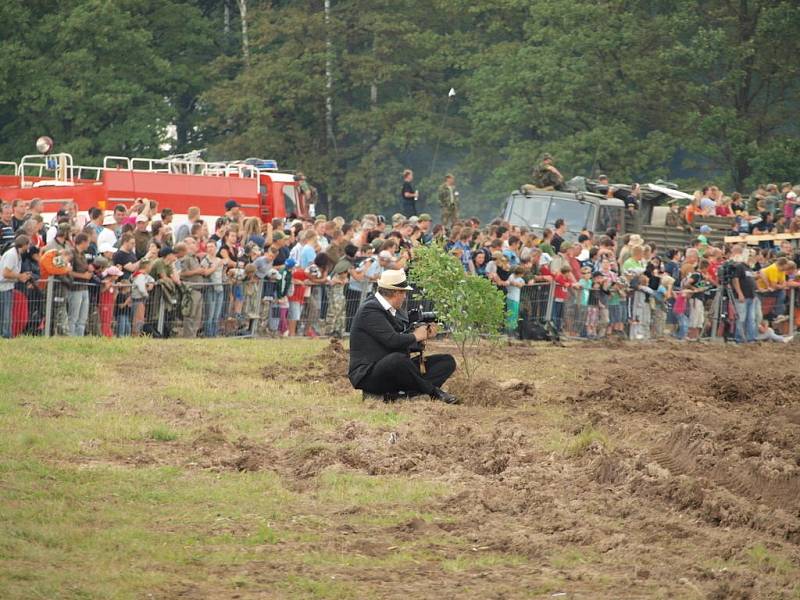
[348,270,458,404]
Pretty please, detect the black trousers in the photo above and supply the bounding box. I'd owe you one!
[358,352,456,396]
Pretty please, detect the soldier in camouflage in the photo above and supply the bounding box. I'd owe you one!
[437,174,459,229]
[532,153,565,191]
[324,246,354,337]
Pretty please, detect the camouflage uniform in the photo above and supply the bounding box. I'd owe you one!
[438,183,459,228]
[532,159,564,191]
[325,259,350,337]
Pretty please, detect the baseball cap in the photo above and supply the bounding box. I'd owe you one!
[135,214,149,223]
[102,215,117,226]
[697,234,708,245]
[102,266,123,278]
[272,231,285,241]
[315,214,327,222]
[284,257,296,269]
[699,225,712,233]
[98,242,116,254]
[225,199,240,211]
[560,241,573,251]
[418,213,432,222]
[378,250,393,261]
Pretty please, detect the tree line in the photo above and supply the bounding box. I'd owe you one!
[1,0,798,219]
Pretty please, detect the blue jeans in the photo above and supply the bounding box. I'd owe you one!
[67,289,90,337]
[116,313,131,337]
[734,298,757,342]
[675,313,689,340]
[204,288,224,337]
[0,289,13,338]
[552,301,564,332]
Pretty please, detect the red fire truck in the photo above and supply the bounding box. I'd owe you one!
[0,151,307,223]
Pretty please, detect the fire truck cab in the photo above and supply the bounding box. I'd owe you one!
[0,152,306,224]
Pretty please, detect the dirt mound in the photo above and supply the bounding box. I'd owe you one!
[190,425,276,473]
[262,338,349,386]
[446,376,535,407]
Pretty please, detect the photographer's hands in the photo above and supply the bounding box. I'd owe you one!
[413,325,429,342]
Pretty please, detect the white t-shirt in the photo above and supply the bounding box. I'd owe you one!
[0,247,21,292]
[97,227,117,248]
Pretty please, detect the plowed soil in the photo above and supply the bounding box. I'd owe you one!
[99,340,800,597]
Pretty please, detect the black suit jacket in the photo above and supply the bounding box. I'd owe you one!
[348,294,418,388]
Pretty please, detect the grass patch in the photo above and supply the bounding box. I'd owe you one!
[442,552,527,572]
[146,426,178,442]
[746,544,796,576]
[565,426,609,456]
[316,471,448,506]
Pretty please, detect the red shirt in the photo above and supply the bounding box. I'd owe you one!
[554,273,573,301]
[288,268,308,303]
[715,205,732,217]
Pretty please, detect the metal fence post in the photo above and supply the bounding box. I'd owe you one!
[43,278,54,338]
[544,281,555,322]
[157,293,166,337]
[710,286,722,341]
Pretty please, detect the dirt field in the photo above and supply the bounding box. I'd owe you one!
[2,337,799,599]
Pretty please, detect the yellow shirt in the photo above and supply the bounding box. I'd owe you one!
[758,263,785,290]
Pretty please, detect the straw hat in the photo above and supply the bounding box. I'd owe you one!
[377,269,413,291]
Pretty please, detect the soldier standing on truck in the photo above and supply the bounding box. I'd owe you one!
[532,153,565,191]
[438,174,459,229]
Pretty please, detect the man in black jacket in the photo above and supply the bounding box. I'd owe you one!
[348,269,458,404]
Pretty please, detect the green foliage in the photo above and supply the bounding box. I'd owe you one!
[0,0,798,212]
[410,243,505,378]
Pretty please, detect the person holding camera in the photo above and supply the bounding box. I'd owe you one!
[348,270,458,404]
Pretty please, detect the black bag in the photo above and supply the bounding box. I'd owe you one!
[518,319,552,341]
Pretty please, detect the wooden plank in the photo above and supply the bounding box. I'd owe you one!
[724,233,800,244]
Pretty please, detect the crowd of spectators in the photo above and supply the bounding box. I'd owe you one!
[0,179,798,343]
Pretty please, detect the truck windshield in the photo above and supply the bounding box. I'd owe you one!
[508,195,548,229]
[546,199,594,232]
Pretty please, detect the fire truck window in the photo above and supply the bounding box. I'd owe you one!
[283,185,298,215]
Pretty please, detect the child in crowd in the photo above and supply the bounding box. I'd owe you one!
[287,259,308,337]
[273,258,293,336]
[652,273,674,338]
[757,320,792,343]
[585,271,606,338]
[242,263,262,333]
[131,258,155,336]
[553,264,577,333]
[99,266,122,337]
[505,266,525,334]
[577,267,592,336]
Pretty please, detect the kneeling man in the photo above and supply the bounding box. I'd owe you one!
[348,270,458,404]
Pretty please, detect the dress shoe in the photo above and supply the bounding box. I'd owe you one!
[431,387,459,405]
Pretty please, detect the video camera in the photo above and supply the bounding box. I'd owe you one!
[406,308,438,332]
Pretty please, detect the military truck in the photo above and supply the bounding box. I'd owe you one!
[501,179,727,248]
[501,188,624,241]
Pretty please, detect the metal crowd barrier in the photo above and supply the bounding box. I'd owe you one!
[1,275,796,342]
